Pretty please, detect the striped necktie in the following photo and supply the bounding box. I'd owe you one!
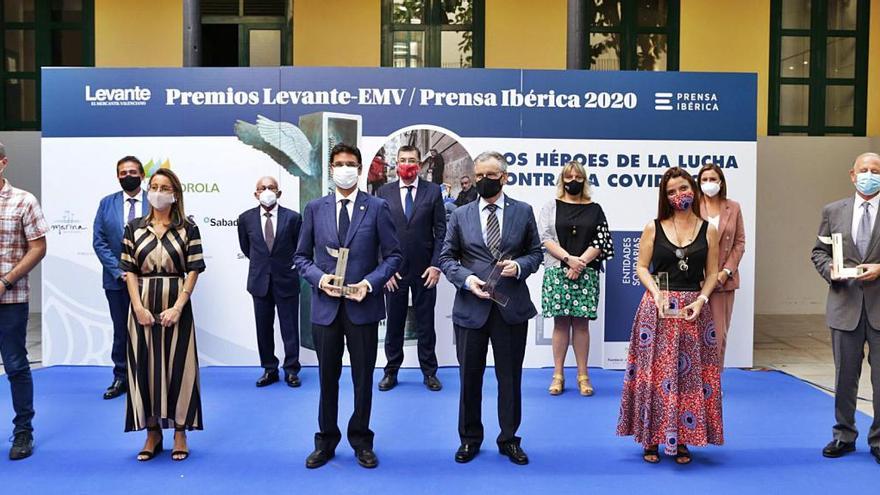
[485,203,501,258]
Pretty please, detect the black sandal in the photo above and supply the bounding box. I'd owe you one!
[171,426,189,461]
[137,426,163,462]
[643,446,660,464]
[675,445,692,464]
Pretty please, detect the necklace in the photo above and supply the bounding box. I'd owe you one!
[671,216,699,272]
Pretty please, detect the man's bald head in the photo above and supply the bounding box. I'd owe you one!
[853,152,880,171]
[255,176,279,191]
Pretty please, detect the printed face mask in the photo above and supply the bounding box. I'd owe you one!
[564,180,584,196]
[669,190,695,211]
[398,163,419,181]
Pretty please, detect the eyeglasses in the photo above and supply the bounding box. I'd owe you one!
[257,186,278,192]
[474,172,502,181]
[397,158,419,164]
[331,161,360,168]
[149,185,174,193]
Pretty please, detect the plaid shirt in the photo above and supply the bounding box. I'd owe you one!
[0,179,48,304]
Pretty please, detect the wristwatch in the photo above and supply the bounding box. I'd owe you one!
[0,277,12,290]
[563,256,570,264]
[722,268,733,277]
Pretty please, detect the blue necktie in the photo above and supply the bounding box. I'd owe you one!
[857,202,872,259]
[127,198,137,223]
[338,199,350,245]
[404,185,414,221]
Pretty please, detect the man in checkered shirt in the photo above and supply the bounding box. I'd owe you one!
[0,142,47,460]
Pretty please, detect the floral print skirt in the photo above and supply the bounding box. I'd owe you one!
[541,266,600,320]
[616,290,723,455]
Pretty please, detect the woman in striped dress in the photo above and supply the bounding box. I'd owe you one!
[120,168,205,462]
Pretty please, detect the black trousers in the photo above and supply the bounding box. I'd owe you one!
[252,280,301,375]
[104,289,130,382]
[455,304,528,447]
[384,278,438,376]
[312,303,378,452]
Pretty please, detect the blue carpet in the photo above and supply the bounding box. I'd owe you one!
[0,366,878,493]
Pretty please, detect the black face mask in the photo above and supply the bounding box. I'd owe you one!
[119,175,142,193]
[563,180,584,196]
[475,176,503,199]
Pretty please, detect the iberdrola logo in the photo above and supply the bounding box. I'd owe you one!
[143,158,171,178]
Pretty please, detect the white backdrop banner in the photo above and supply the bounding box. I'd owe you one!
[41,67,756,369]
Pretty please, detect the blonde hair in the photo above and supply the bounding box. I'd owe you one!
[556,161,591,201]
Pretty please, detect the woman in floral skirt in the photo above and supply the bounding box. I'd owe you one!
[616,167,722,464]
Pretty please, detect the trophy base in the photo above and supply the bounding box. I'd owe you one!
[838,267,866,279]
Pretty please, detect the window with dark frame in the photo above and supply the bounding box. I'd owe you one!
[200,0,291,67]
[769,0,869,136]
[1,0,94,131]
[381,0,485,68]
[586,0,680,71]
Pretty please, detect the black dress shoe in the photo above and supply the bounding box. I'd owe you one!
[822,439,856,458]
[871,446,880,464]
[378,373,398,391]
[9,432,33,460]
[356,448,378,468]
[305,449,334,469]
[256,370,280,388]
[424,375,442,391]
[455,443,480,463]
[103,380,127,400]
[498,442,529,465]
[285,374,301,388]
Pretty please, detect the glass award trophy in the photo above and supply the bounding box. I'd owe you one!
[326,246,354,297]
[483,255,511,307]
[817,233,866,279]
[654,272,683,319]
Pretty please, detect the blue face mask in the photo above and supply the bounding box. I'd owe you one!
[856,171,880,196]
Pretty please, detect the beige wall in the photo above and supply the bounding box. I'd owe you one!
[868,0,880,135]
[293,0,380,66]
[95,0,183,67]
[485,0,566,69]
[679,0,770,136]
[755,137,880,314]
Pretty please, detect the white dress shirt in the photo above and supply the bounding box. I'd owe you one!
[122,191,145,223]
[260,203,278,238]
[478,193,506,246]
[399,177,419,206]
[333,188,371,292]
[852,192,880,246]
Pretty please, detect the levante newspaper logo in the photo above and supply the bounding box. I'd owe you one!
[144,158,221,193]
[84,85,151,107]
[653,91,720,112]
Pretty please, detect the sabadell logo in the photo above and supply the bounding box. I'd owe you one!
[144,158,221,193]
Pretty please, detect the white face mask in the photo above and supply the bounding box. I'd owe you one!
[332,166,359,190]
[148,190,176,211]
[701,182,721,198]
[258,189,277,208]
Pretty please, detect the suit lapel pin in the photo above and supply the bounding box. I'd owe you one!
[360,205,365,210]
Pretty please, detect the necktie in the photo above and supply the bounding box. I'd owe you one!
[264,212,275,252]
[485,203,501,258]
[338,199,351,245]
[127,198,137,223]
[404,185,415,221]
[857,202,872,259]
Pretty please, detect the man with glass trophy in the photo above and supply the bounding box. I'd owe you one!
[811,152,880,464]
[439,151,543,466]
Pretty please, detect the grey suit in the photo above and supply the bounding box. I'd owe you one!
[811,196,880,447]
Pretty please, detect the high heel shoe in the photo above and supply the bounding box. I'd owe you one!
[171,426,189,461]
[137,426,163,462]
[577,374,594,396]
[548,374,564,395]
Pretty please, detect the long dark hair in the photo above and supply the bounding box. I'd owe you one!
[657,167,701,220]
[146,168,189,229]
[698,163,728,200]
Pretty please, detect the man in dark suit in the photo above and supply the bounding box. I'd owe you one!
[812,152,880,464]
[294,143,402,469]
[376,145,446,392]
[92,156,148,400]
[439,151,543,466]
[454,175,478,207]
[424,148,445,185]
[237,176,303,388]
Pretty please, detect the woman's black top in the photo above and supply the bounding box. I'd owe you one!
[651,218,708,292]
[555,200,613,270]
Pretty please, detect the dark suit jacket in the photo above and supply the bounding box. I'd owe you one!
[439,195,543,329]
[237,205,302,299]
[376,180,446,281]
[93,190,148,290]
[811,196,880,331]
[454,186,478,207]
[294,191,403,326]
